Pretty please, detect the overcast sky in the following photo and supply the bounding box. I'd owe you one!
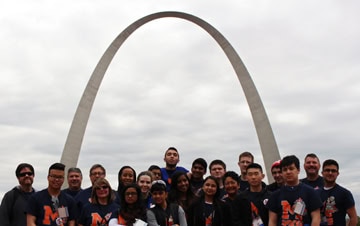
[1,0,359,211]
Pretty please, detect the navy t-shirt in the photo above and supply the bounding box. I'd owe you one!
[300,176,324,190]
[25,189,77,226]
[267,183,322,225]
[78,202,119,226]
[318,184,355,226]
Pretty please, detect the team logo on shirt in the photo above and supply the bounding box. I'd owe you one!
[42,205,68,225]
[321,196,338,225]
[281,198,307,225]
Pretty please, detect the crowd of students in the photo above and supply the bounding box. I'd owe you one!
[0,147,358,226]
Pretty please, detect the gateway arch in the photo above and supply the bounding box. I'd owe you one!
[60,11,281,181]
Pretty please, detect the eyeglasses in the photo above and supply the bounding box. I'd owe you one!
[152,180,166,186]
[51,196,59,212]
[19,172,33,177]
[90,172,105,176]
[49,175,64,180]
[125,192,138,196]
[96,185,109,190]
[323,169,338,173]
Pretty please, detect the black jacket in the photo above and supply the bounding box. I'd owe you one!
[187,197,232,226]
[231,192,252,226]
[242,188,272,226]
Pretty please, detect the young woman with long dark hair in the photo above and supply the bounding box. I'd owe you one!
[168,171,196,215]
[187,176,232,226]
[109,183,147,226]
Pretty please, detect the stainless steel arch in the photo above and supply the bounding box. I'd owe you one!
[60,11,280,182]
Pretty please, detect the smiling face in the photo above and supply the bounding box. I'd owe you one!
[322,165,339,185]
[152,190,167,206]
[137,175,152,194]
[271,167,284,185]
[67,171,82,190]
[224,176,239,197]
[304,156,320,177]
[202,177,218,198]
[176,174,189,193]
[95,183,110,200]
[120,168,135,186]
[48,169,65,191]
[191,163,206,180]
[17,167,34,188]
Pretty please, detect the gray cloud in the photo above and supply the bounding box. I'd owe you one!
[1,0,359,212]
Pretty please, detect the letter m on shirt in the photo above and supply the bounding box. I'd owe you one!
[91,213,104,225]
[42,206,59,225]
[281,201,303,223]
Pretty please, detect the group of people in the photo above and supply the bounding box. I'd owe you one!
[0,147,358,226]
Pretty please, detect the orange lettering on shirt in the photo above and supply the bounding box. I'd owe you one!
[205,215,212,226]
[251,202,259,216]
[281,201,293,220]
[118,214,127,225]
[281,201,303,225]
[42,205,59,225]
[325,209,334,225]
[281,219,303,225]
[91,213,105,226]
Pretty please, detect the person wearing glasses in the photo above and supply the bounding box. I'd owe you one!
[78,178,119,226]
[147,180,187,226]
[25,163,77,226]
[109,184,147,226]
[317,159,358,226]
[75,164,106,213]
[0,163,36,226]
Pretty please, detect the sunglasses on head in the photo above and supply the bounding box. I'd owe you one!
[152,180,166,186]
[18,172,33,177]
